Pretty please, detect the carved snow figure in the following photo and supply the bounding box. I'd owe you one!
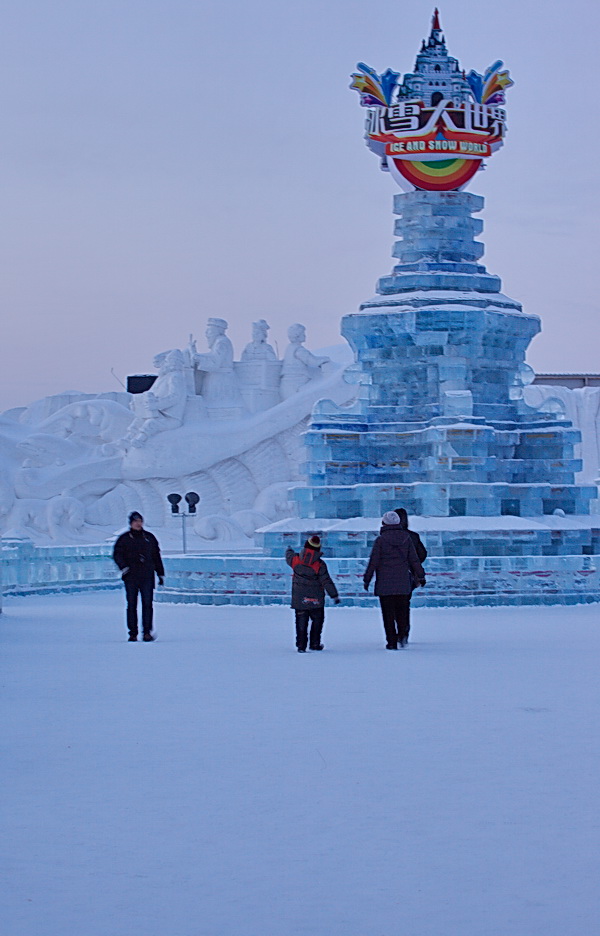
[191,318,243,413]
[280,324,330,400]
[125,350,187,448]
[237,320,281,412]
[241,320,278,362]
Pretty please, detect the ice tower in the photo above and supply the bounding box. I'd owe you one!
[254,11,600,605]
[160,12,599,606]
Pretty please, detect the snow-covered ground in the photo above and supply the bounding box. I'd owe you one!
[1,593,599,936]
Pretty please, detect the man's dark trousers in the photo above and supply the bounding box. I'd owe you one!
[295,608,325,651]
[379,594,411,647]
[124,571,155,638]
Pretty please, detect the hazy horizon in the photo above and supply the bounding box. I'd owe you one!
[1,0,599,411]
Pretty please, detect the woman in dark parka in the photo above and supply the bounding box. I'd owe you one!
[363,511,425,649]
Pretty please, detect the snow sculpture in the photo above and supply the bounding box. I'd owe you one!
[0,334,354,545]
[189,318,244,417]
[241,320,277,362]
[280,324,331,400]
[121,350,187,448]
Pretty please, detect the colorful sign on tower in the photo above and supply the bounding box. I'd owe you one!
[350,9,513,191]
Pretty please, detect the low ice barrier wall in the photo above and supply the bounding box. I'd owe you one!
[2,540,599,610]
[0,539,118,609]
[156,554,600,608]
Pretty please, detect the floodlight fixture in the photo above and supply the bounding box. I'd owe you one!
[185,491,200,514]
[167,493,182,514]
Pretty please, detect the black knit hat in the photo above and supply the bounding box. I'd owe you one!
[129,511,143,524]
[394,507,408,529]
[304,535,321,549]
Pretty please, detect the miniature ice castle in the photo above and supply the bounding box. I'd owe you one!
[397,8,472,107]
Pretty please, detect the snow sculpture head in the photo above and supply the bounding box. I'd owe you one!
[252,320,270,343]
[163,349,185,373]
[206,318,228,348]
[153,348,184,372]
[241,320,278,365]
[288,324,306,344]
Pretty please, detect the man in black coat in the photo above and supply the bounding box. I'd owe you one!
[364,512,425,650]
[113,512,165,642]
[285,535,340,652]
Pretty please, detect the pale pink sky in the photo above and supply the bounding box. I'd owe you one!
[1,0,599,410]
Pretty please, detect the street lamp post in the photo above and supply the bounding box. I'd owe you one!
[167,491,200,554]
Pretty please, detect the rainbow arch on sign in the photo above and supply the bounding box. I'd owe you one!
[391,157,482,192]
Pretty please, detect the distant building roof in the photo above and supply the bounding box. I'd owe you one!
[533,373,600,388]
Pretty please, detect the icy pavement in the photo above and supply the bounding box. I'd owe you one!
[1,593,599,936]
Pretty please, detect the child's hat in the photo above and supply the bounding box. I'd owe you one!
[307,535,321,548]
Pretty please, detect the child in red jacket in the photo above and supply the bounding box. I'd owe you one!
[285,535,340,652]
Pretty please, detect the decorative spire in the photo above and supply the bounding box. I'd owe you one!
[432,8,441,32]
